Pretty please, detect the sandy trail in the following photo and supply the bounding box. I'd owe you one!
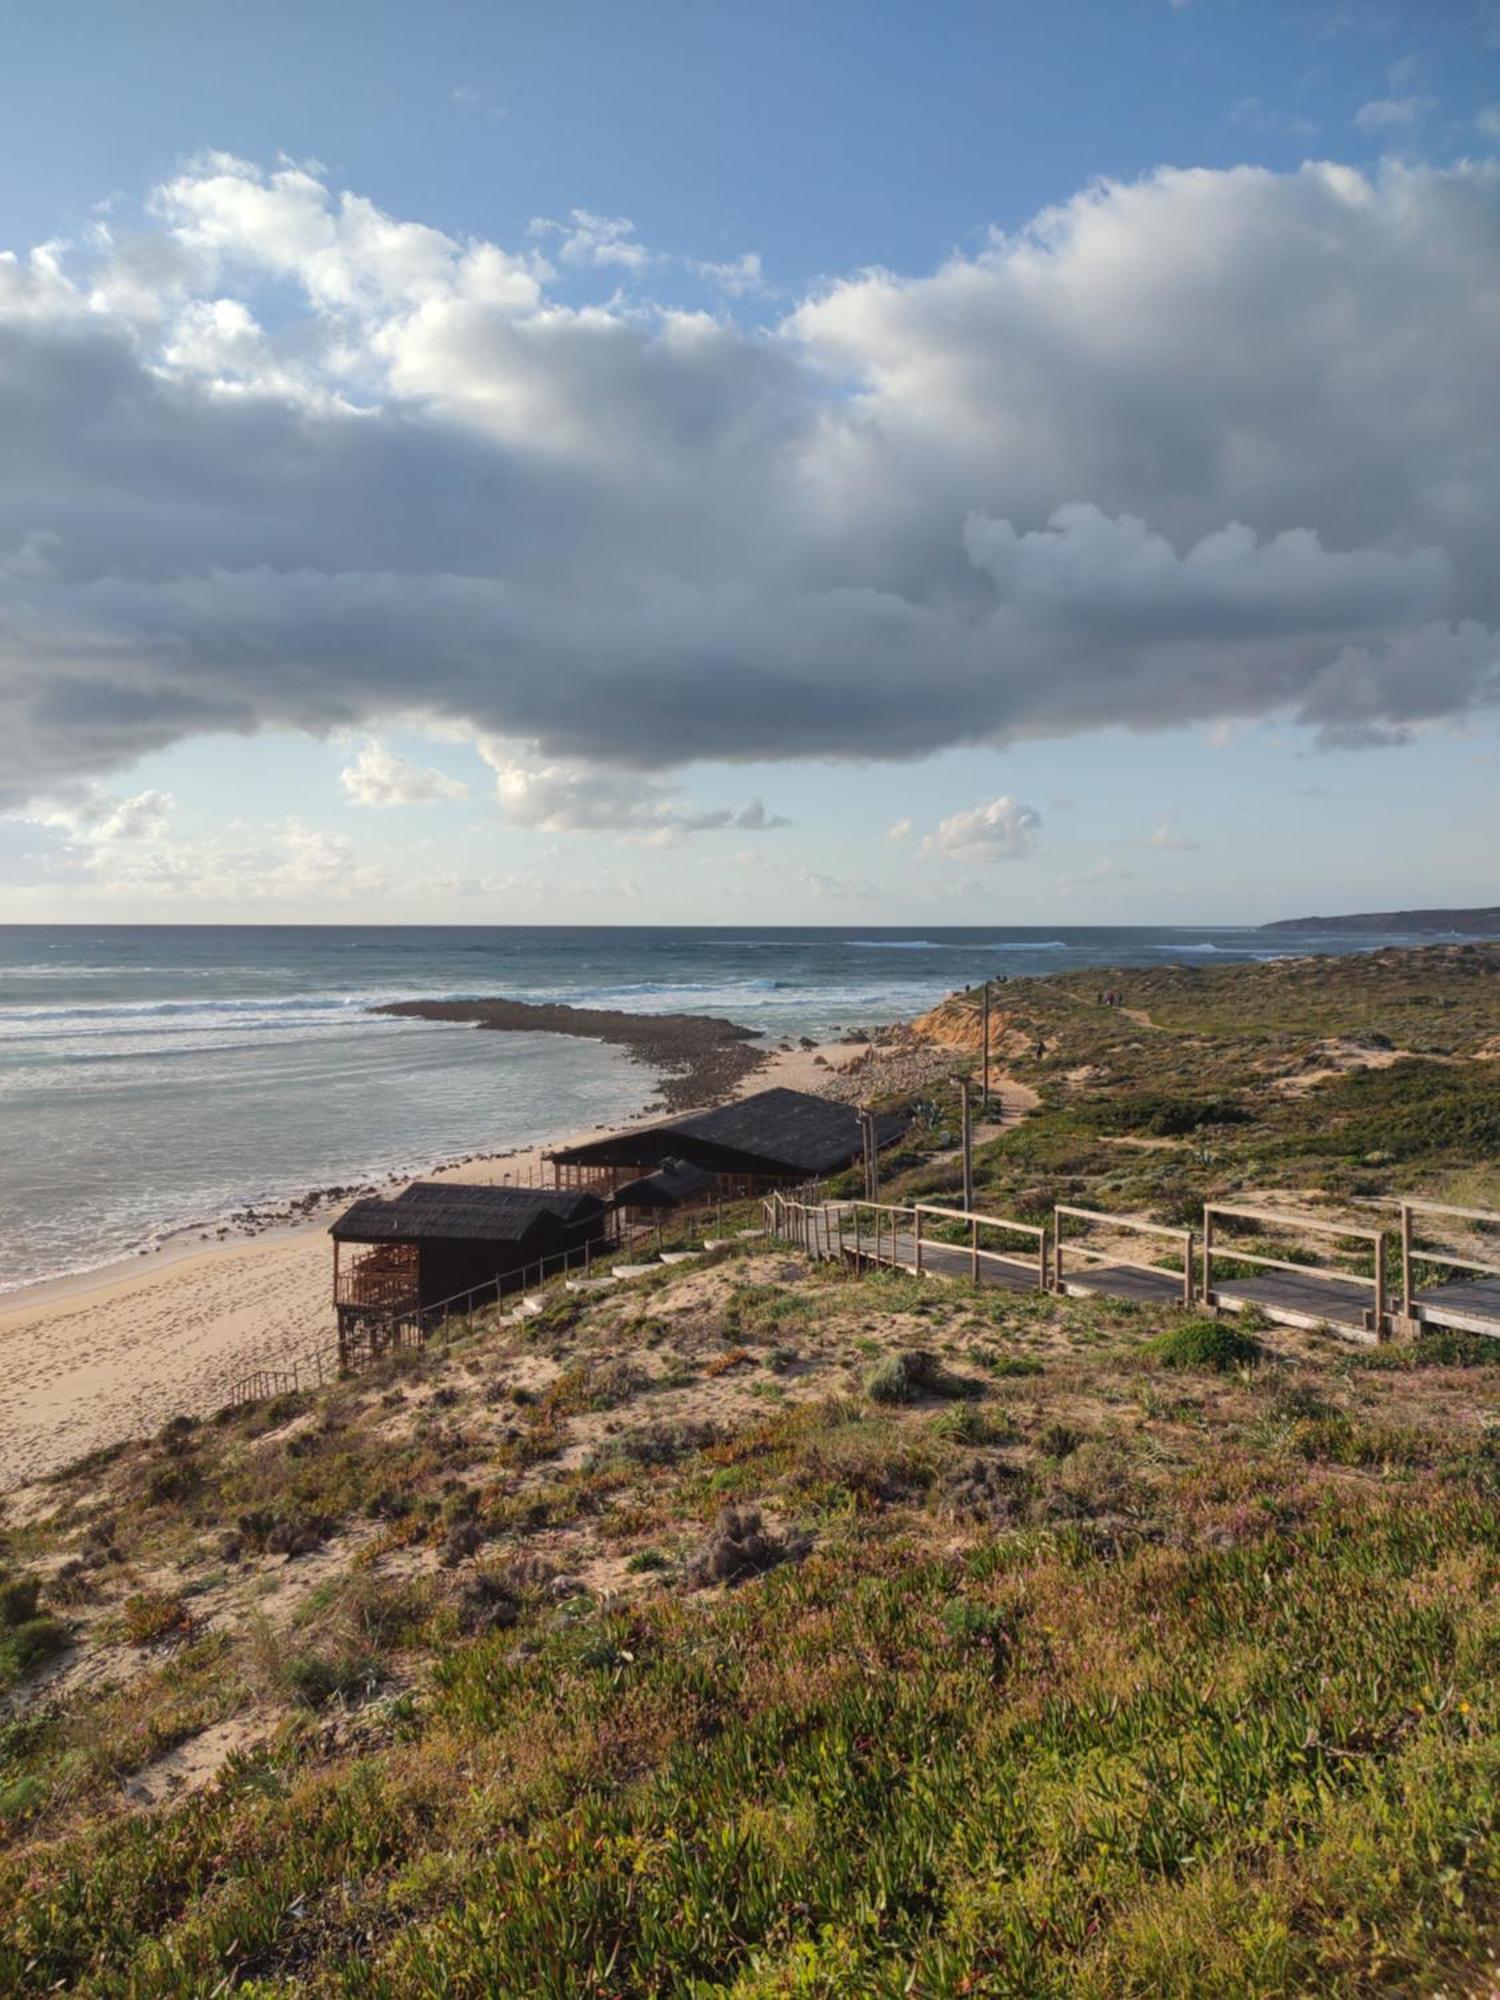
[0,1041,869,1490]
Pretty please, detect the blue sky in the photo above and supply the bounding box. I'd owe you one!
[1,0,1497,922]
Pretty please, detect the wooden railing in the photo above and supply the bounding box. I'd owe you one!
[768,1191,1047,1291]
[1203,1202,1386,1329]
[1055,1204,1195,1307]
[1396,1198,1500,1322]
[225,1342,341,1409]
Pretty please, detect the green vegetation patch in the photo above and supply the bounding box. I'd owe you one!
[1090,1093,1253,1138]
[1141,1317,1264,1372]
[1299,1060,1500,1163]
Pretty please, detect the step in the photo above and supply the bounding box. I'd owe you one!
[612,1261,661,1279]
[658,1250,699,1265]
[736,1228,766,1239]
[564,1276,616,1292]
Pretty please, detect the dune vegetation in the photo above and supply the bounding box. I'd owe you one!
[2,943,1499,1996]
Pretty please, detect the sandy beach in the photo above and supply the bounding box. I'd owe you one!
[0,1037,877,1489]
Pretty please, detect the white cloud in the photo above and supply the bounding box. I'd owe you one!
[340,740,468,806]
[691,251,766,295]
[1354,95,1434,132]
[529,208,650,272]
[1143,821,1200,851]
[1062,858,1136,892]
[922,796,1041,863]
[1478,105,1500,141]
[1,154,1499,810]
[29,787,176,845]
[479,744,787,838]
[886,817,914,841]
[800,869,878,900]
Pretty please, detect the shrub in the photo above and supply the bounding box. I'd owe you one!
[986,1354,1045,1379]
[1359,1328,1500,1370]
[4,1618,69,1675]
[1093,1094,1252,1138]
[928,1403,1013,1446]
[0,1575,41,1629]
[122,1593,193,1647]
[863,1349,980,1404]
[1141,1318,1262,1372]
[686,1507,812,1588]
[283,1651,381,1709]
[1037,1421,1084,1459]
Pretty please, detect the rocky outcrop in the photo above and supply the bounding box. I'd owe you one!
[910,994,1013,1056]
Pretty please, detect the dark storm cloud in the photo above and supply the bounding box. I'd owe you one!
[1,153,1497,807]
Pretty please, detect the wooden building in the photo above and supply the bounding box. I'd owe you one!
[331,1182,607,1359]
[550,1086,904,1196]
[612,1156,716,1215]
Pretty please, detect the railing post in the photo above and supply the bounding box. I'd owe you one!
[1374,1229,1388,1339]
[1183,1230,1194,1307]
[1039,1219,1048,1294]
[971,1214,979,1283]
[1203,1205,1214,1306]
[914,1206,923,1276]
[1054,1209,1064,1292]
[1400,1203,1413,1321]
[853,1204,862,1268]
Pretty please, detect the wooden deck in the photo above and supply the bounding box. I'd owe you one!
[839,1226,1039,1292]
[1410,1275,1500,1338]
[1209,1270,1378,1339]
[1057,1264,1190,1309]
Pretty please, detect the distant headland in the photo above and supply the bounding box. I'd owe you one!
[1264,906,1500,935]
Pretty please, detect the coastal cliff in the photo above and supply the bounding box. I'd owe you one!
[910,990,1013,1055]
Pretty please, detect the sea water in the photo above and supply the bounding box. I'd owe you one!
[0,921,1464,1292]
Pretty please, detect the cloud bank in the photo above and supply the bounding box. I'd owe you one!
[2,152,1499,809]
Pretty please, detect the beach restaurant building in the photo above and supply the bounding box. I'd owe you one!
[330,1182,607,1356]
[548,1085,903,1196]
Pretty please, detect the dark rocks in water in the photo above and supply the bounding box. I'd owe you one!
[376,995,769,1113]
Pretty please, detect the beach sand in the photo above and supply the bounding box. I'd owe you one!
[0,1039,872,1489]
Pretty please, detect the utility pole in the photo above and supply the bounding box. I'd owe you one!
[980,982,991,1114]
[960,1078,973,1212]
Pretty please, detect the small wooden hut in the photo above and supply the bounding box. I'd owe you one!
[330,1182,607,1360]
[550,1086,905,1195]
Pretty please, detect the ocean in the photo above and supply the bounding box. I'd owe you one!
[0,921,1463,1293]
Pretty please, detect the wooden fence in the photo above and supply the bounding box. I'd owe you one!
[767,1190,1047,1290]
[1397,1197,1500,1326]
[1203,1201,1386,1329]
[1054,1204,1195,1307]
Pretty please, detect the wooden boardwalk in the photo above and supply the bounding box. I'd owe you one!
[1057,1265,1191,1310]
[1209,1270,1378,1338]
[1410,1274,1500,1338]
[839,1225,1039,1292]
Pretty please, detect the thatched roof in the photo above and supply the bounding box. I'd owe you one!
[331,1181,604,1245]
[551,1086,905,1178]
[613,1158,716,1209]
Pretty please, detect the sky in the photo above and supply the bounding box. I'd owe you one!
[1,0,1498,925]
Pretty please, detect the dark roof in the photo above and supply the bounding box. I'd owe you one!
[613,1158,717,1208]
[331,1181,604,1244]
[553,1086,904,1177]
